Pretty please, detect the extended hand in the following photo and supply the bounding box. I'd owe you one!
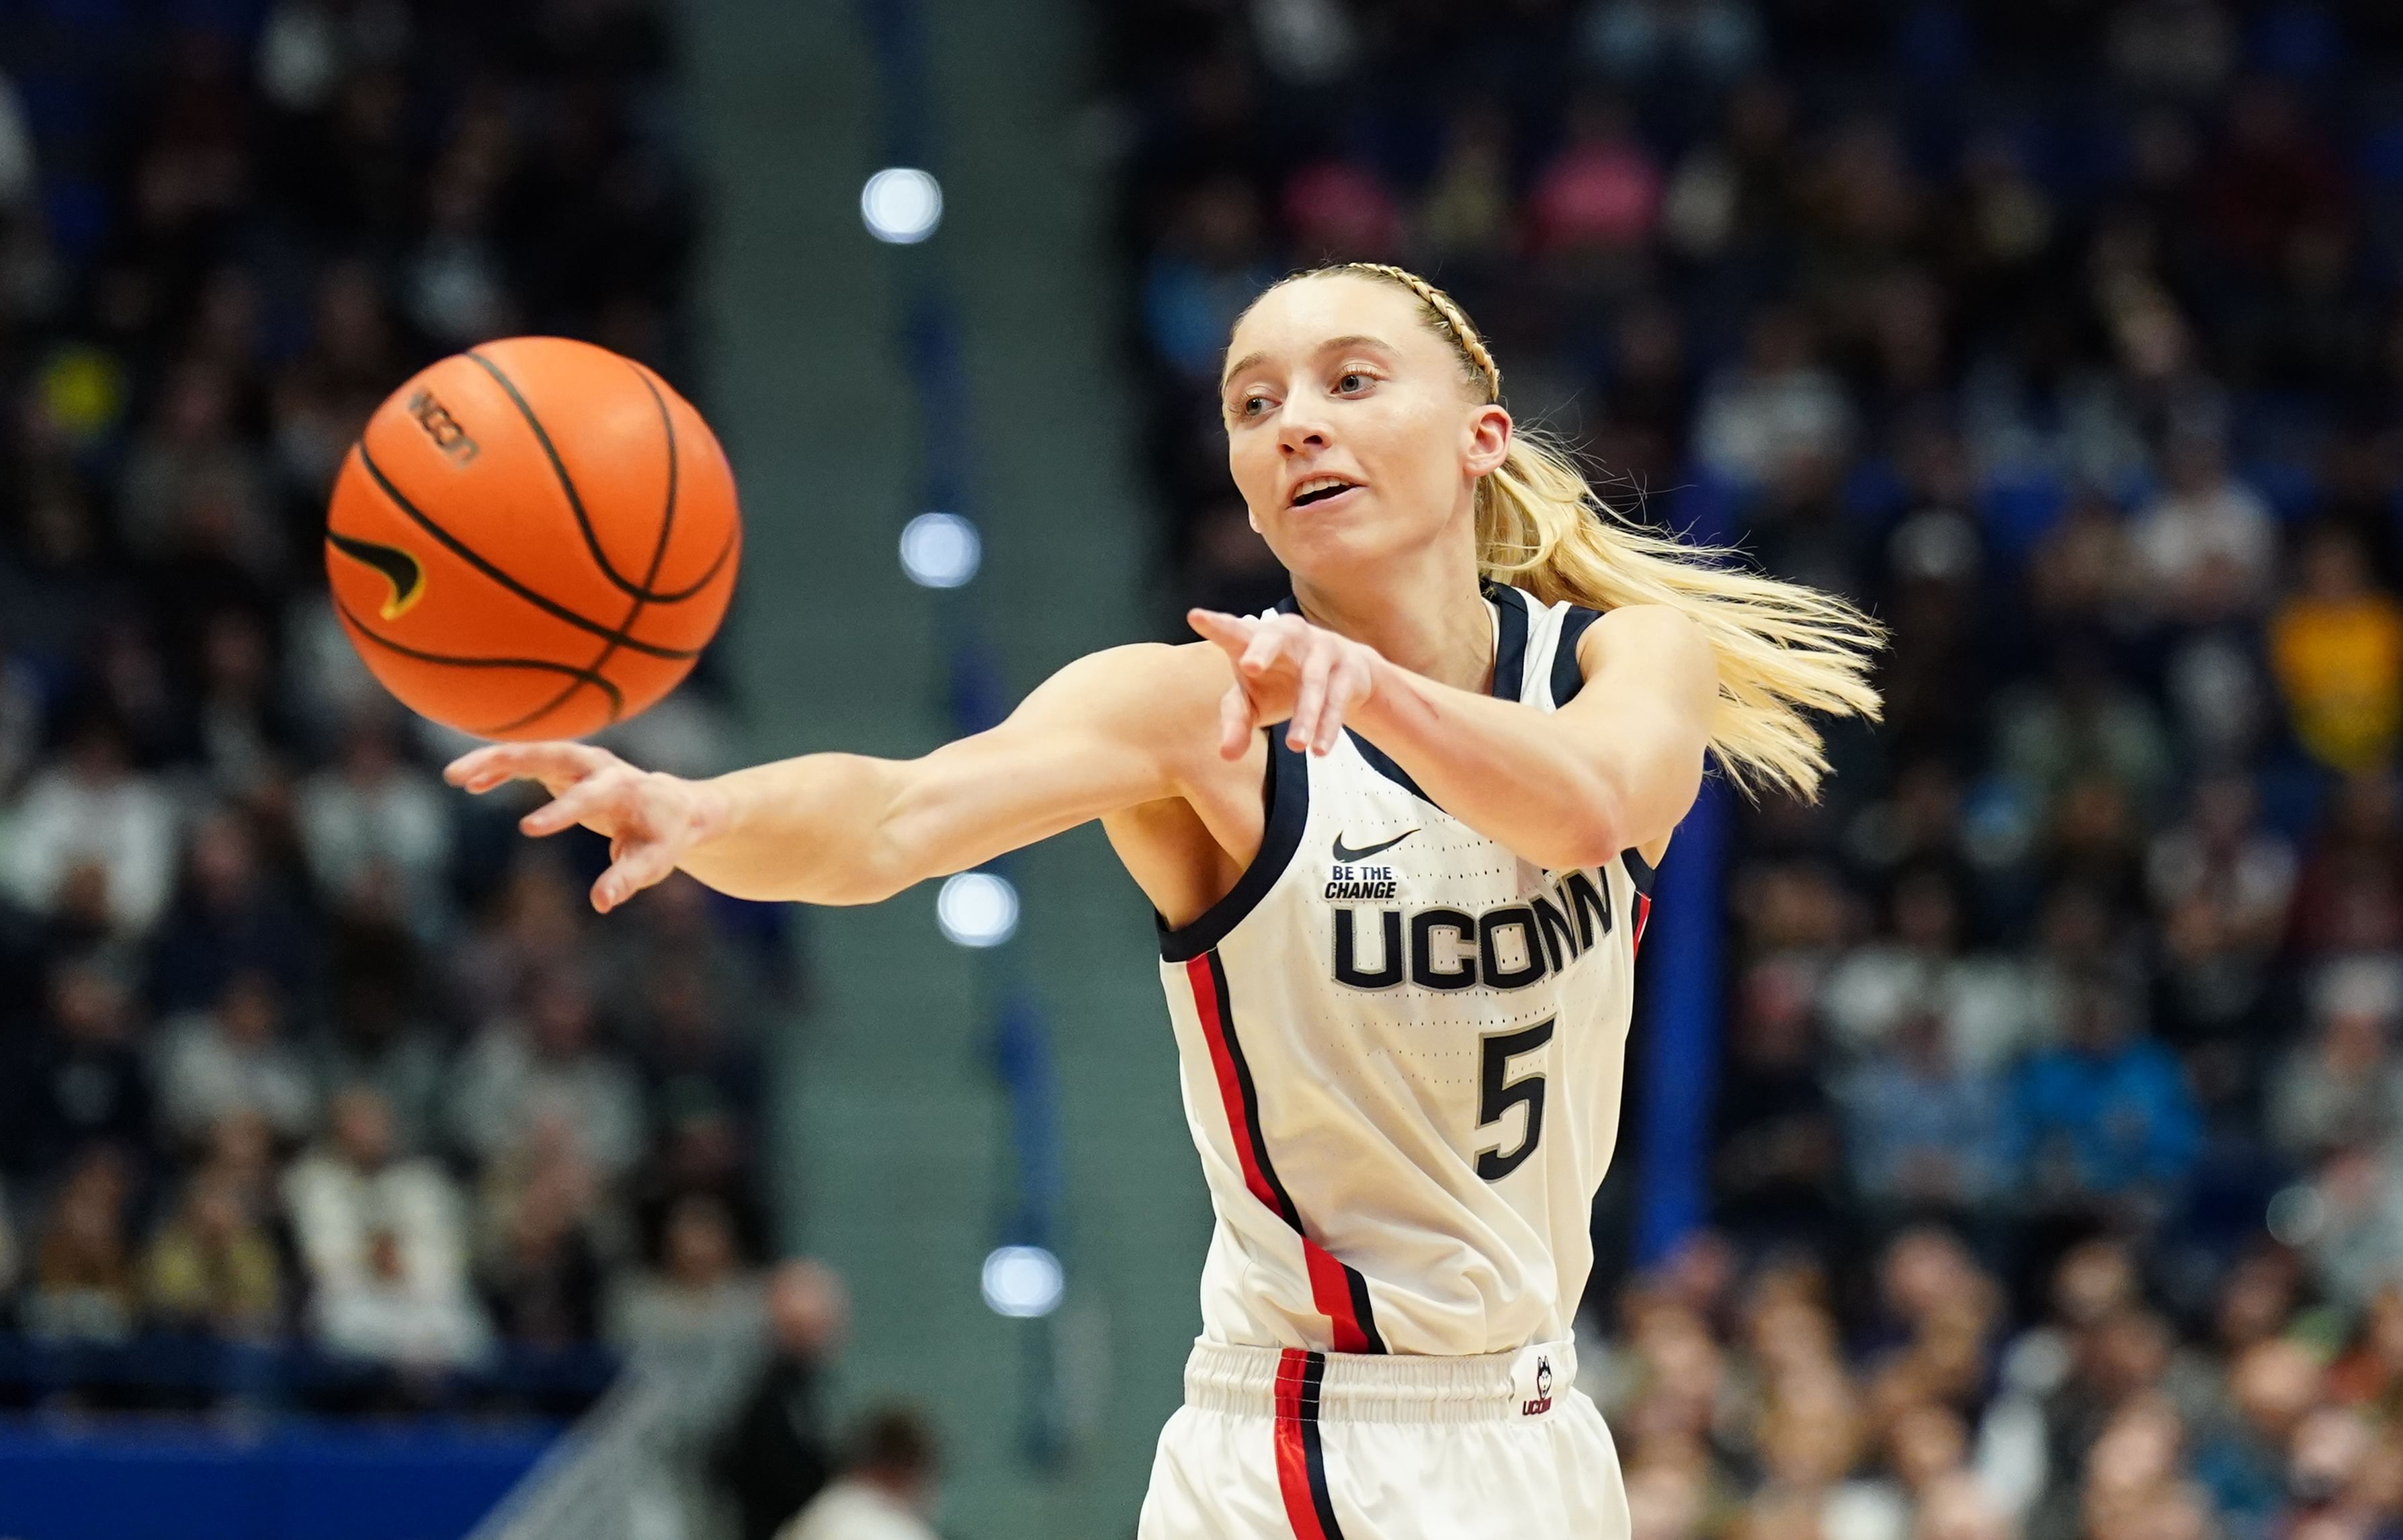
[444,742,728,913]
[1188,608,1382,760]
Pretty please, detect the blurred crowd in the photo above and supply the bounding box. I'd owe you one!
[1112,1,2403,1537]
[0,0,786,1416]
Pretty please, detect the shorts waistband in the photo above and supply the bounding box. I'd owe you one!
[1181,1339,1576,1424]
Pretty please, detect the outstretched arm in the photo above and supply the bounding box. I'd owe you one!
[1191,602,1716,871]
[446,643,1225,912]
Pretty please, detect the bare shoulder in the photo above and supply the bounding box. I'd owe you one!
[1576,602,1710,660]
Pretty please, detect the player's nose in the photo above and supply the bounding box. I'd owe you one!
[1276,406,1332,456]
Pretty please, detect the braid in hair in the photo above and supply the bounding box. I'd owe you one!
[1322,261,1503,403]
[1228,259,1885,803]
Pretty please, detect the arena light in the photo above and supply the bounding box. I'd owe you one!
[861,167,943,243]
[981,1245,1064,1318]
[937,871,1018,947]
[899,511,980,588]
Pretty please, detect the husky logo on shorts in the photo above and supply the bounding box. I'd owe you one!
[1523,1355,1554,1416]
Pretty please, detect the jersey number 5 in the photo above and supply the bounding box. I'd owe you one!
[1475,1019,1556,1181]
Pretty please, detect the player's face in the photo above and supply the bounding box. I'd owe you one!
[1220,276,1509,579]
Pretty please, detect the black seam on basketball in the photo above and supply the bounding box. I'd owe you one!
[331,594,625,730]
[620,361,734,603]
[463,349,732,605]
[349,441,699,662]
[508,363,689,732]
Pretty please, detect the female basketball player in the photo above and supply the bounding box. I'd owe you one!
[446,263,1880,1539]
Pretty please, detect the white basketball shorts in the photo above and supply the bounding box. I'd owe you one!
[1138,1339,1630,1540]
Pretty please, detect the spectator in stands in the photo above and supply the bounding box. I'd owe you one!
[1711,957,1843,1246]
[2191,1337,2329,1533]
[6,961,154,1180]
[192,609,296,798]
[284,1085,489,1371]
[476,1108,609,1349]
[1141,177,1277,385]
[118,358,276,574]
[2288,771,2403,960]
[0,712,177,938]
[446,855,608,1027]
[144,808,319,1018]
[23,1147,138,1344]
[2128,432,2277,622]
[296,705,453,935]
[2294,1144,2403,1313]
[631,957,763,1143]
[314,934,446,1157]
[778,1405,940,1540]
[1525,93,1663,265]
[1691,306,1852,488]
[154,967,319,1151]
[1838,1004,2003,1217]
[2270,525,2403,775]
[1820,866,2035,1074]
[2266,961,2403,1162]
[716,1259,849,1540]
[609,1193,761,1357]
[142,1166,283,1340]
[450,968,646,1179]
[2004,970,2201,1217]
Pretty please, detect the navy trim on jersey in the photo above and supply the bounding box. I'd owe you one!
[1276,586,1529,808]
[1482,579,1529,703]
[1622,846,1658,897]
[1156,730,1311,962]
[1550,604,1604,708]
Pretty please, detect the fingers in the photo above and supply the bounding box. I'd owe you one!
[592,840,681,914]
[1288,643,1334,753]
[1185,608,1259,651]
[1238,621,1292,679]
[517,767,636,838]
[1218,681,1255,760]
[1322,655,1374,753]
[446,741,614,794]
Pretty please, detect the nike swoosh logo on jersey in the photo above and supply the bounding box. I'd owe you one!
[1331,829,1418,863]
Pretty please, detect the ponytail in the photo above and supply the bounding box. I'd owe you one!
[1279,263,1884,802]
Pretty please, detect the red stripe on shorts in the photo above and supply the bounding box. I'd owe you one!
[1273,1349,1343,1540]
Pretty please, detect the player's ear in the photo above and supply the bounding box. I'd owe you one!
[1464,404,1511,479]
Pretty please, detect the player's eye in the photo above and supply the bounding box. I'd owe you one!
[1335,372,1369,395]
[1237,392,1273,417]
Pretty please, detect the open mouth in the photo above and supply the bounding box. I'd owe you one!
[1290,476,1361,509]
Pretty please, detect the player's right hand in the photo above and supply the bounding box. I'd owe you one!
[444,742,729,914]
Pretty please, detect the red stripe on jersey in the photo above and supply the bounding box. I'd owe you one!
[1273,1349,1334,1540]
[1303,1245,1374,1355]
[1184,953,1386,1355]
[1633,892,1652,954]
[1185,954,1284,1217]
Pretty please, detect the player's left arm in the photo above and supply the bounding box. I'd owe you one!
[1191,603,1716,871]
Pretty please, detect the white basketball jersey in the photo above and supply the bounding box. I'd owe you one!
[1156,583,1654,1359]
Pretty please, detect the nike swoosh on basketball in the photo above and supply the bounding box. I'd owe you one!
[1332,829,1418,863]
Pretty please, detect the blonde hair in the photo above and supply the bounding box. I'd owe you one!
[1259,261,1884,802]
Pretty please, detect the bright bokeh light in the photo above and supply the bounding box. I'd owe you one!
[981,1245,1064,1318]
[937,871,1018,948]
[899,511,981,589]
[861,167,942,243]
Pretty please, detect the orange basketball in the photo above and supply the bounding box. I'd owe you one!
[323,337,741,741]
